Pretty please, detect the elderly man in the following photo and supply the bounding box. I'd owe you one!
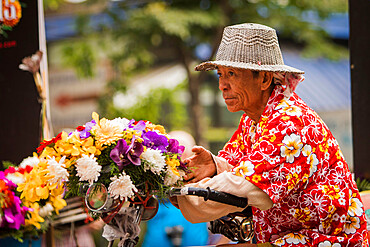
[171,23,369,246]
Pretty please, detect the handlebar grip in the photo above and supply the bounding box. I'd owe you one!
[170,187,248,208]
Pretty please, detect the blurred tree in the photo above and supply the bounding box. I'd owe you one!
[60,0,348,144]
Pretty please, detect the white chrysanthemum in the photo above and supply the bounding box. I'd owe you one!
[19,156,40,168]
[75,154,102,184]
[111,117,130,131]
[108,172,138,201]
[39,203,54,217]
[47,156,69,185]
[6,173,25,184]
[141,149,166,175]
[164,168,181,186]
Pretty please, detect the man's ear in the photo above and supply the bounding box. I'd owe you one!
[261,72,273,90]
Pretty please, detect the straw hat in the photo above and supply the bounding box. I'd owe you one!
[195,23,304,74]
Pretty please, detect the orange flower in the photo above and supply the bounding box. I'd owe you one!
[2,0,22,27]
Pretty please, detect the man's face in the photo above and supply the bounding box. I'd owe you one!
[217,66,264,114]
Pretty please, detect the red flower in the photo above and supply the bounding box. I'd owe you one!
[76,125,85,131]
[4,166,16,176]
[37,132,63,153]
[17,165,33,174]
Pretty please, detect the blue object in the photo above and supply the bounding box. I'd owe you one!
[0,237,42,247]
[142,201,209,247]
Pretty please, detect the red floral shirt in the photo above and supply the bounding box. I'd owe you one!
[218,85,369,246]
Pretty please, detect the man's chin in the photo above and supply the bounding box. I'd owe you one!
[226,106,239,113]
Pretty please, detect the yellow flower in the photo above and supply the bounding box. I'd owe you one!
[92,118,123,146]
[40,146,58,159]
[166,158,180,176]
[82,137,101,156]
[24,202,45,229]
[146,123,166,134]
[123,129,143,144]
[17,162,52,202]
[49,195,67,214]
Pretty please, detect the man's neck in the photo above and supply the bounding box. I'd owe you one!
[245,85,275,123]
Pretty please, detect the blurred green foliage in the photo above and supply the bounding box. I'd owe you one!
[55,0,349,142]
[99,79,188,132]
[356,177,370,192]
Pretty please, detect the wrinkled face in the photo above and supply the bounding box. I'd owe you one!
[217,66,264,114]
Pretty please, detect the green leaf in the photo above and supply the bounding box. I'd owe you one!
[356,177,370,192]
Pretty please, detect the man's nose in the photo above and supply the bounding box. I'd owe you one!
[219,78,229,91]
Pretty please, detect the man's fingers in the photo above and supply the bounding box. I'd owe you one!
[184,172,194,181]
[191,145,205,154]
[186,177,199,184]
[190,177,201,183]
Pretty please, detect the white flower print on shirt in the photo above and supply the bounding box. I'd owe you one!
[284,233,308,244]
[233,160,255,178]
[348,189,364,217]
[302,144,312,157]
[311,193,329,215]
[280,133,303,163]
[307,153,319,177]
[344,216,361,234]
[318,240,341,247]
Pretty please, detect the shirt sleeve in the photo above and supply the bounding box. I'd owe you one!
[177,172,273,223]
[228,117,310,205]
[212,154,233,173]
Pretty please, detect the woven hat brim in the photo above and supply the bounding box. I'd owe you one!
[195,60,304,74]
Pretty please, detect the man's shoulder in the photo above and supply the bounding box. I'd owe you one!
[267,94,319,123]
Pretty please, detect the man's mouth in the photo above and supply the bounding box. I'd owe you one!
[223,95,234,100]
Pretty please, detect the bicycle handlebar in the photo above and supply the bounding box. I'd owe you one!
[169,187,248,208]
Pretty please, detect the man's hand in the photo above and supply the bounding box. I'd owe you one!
[183,146,216,183]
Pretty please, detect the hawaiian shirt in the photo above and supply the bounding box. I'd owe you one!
[218,85,369,246]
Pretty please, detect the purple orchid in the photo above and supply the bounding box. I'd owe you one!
[79,119,97,139]
[143,131,169,152]
[168,139,185,155]
[127,119,146,132]
[110,137,144,170]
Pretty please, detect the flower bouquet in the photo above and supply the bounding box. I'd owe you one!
[35,112,186,202]
[0,159,66,242]
[3,112,187,244]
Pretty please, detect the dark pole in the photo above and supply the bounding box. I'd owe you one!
[0,0,41,166]
[349,0,370,179]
